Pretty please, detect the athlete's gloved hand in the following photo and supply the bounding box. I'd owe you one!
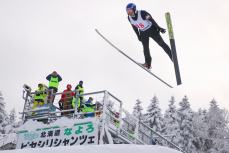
[158,27,166,34]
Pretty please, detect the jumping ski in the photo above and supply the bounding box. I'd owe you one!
[95,28,173,88]
[165,12,182,85]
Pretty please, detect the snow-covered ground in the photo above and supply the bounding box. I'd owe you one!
[4,144,182,153]
[0,133,17,147]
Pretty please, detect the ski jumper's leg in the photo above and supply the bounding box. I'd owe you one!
[151,33,173,61]
[141,36,152,66]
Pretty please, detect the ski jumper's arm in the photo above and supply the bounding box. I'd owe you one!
[141,10,162,30]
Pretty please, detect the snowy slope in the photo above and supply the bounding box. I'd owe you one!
[0,133,17,147]
[4,144,182,153]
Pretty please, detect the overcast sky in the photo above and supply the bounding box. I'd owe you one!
[0,0,228,115]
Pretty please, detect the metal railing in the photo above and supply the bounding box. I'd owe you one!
[104,106,185,152]
[21,87,108,122]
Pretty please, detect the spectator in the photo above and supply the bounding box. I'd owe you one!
[75,80,84,109]
[46,71,62,103]
[82,97,95,118]
[59,84,75,116]
[32,83,47,110]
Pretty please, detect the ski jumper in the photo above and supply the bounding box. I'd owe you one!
[128,10,172,66]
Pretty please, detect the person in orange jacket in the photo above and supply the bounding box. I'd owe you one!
[59,84,75,115]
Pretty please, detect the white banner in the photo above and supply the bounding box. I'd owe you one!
[16,120,98,149]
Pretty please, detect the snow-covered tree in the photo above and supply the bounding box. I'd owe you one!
[122,108,139,135]
[192,108,210,153]
[164,96,179,143]
[132,99,143,121]
[207,99,226,137]
[144,96,164,133]
[0,91,6,124]
[222,109,229,152]
[0,91,7,134]
[3,108,19,134]
[8,109,16,125]
[176,95,195,153]
[0,92,19,135]
[203,99,229,153]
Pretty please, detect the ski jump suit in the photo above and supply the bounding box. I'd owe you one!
[128,10,173,67]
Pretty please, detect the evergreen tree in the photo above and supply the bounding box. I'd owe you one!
[132,99,143,121]
[144,95,164,133]
[122,108,138,135]
[3,108,19,134]
[0,91,7,134]
[9,109,16,124]
[222,109,229,152]
[164,96,179,143]
[192,108,209,153]
[0,91,6,124]
[204,99,229,153]
[176,95,195,153]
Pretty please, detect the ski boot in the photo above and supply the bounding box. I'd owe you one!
[140,63,151,70]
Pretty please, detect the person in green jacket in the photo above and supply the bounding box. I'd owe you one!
[82,97,95,118]
[72,96,82,113]
[32,83,47,110]
[75,80,84,109]
[46,71,62,103]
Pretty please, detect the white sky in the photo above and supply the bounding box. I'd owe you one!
[0,0,229,115]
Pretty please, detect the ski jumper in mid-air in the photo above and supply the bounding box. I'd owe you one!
[126,3,173,69]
